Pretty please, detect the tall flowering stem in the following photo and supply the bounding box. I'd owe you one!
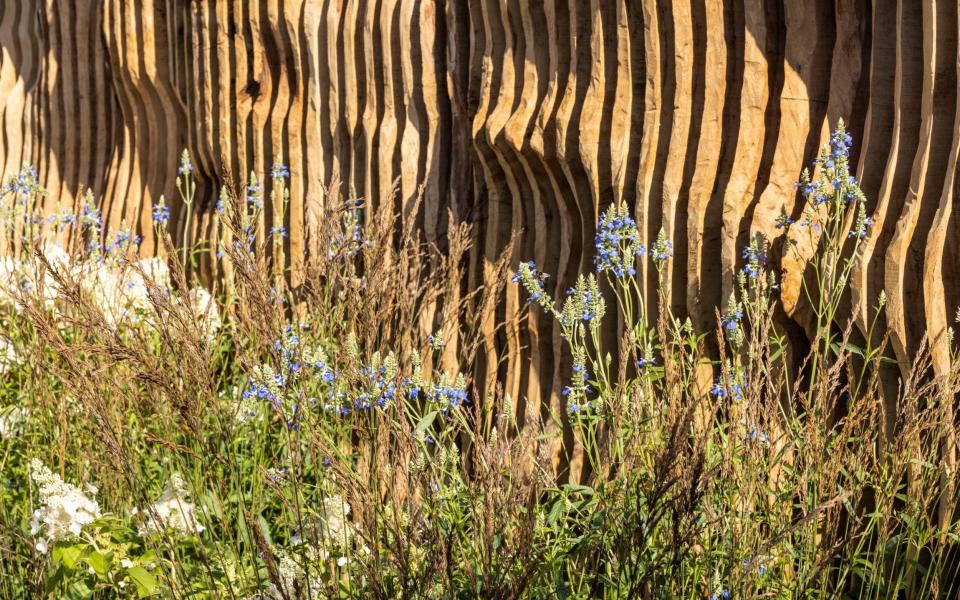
[512,203,673,473]
[175,150,196,277]
[788,120,872,376]
[270,161,290,290]
[0,164,47,254]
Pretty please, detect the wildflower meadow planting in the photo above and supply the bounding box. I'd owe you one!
[1,124,960,599]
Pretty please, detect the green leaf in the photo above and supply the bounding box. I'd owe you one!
[562,484,595,496]
[65,580,93,600]
[127,566,157,598]
[769,344,787,363]
[257,515,274,547]
[547,500,564,527]
[57,544,85,570]
[44,564,66,595]
[86,550,110,578]
[205,488,225,522]
[831,341,866,358]
[414,410,439,439]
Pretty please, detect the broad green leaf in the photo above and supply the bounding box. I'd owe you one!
[86,550,110,578]
[58,544,85,569]
[44,564,66,595]
[127,566,157,598]
[65,580,93,600]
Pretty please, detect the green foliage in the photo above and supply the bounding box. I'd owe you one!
[1,124,959,599]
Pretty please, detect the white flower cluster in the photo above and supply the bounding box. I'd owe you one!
[76,257,169,327]
[319,495,352,545]
[188,286,222,341]
[290,495,353,549]
[251,548,323,600]
[0,243,69,311]
[81,259,220,338]
[138,473,204,535]
[0,405,29,438]
[29,459,101,554]
[0,246,221,339]
[0,337,19,374]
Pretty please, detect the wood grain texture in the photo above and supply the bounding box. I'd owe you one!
[2,1,959,429]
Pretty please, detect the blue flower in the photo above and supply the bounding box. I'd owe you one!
[152,203,170,224]
[730,381,744,400]
[246,179,262,207]
[740,242,767,279]
[271,162,290,180]
[512,261,555,313]
[594,204,643,278]
[178,153,194,175]
[1,165,40,196]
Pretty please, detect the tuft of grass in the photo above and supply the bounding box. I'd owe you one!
[0,123,958,599]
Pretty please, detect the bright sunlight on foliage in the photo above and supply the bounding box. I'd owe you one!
[1,123,959,598]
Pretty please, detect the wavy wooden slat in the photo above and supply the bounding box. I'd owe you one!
[1,0,40,254]
[778,0,867,337]
[659,0,693,318]
[757,0,835,335]
[528,0,581,474]
[634,0,661,310]
[685,0,727,334]
[503,0,553,447]
[884,0,937,371]
[851,0,897,335]
[719,0,770,312]
[924,3,960,380]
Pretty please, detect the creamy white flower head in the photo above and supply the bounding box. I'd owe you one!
[188,286,221,340]
[0,257,53,312]
[40,242,70,271]
[321,496,351,543]
[0,405,29,439]
[75,261,157,327]
[19,243,72,311]
[29,459,101,553]
[246,547,324,600]
[141,473,204,535]
[117,265,159,322]
[136,257,171,290]
[0,338,19,375]
[78,263,125,326]
[0,242,72,310]
[0,256,21,307]
[291,495,353,549]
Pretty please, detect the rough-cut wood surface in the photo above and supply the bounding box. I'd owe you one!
[2,2,959,442]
